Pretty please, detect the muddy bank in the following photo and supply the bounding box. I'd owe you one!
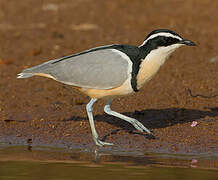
[0,0,218,155]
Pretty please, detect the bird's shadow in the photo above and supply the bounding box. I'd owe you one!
[64,107,218,141]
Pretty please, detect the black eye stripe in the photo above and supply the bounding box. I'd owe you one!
[147,36,180,47]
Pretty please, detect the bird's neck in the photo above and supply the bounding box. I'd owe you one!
[145,46,176,66]
[136,47,174,90]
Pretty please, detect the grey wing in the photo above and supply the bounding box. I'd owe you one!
[23,49,132,89]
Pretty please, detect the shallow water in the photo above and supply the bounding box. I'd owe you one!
[0,146,217,180]
[1,161,218,180]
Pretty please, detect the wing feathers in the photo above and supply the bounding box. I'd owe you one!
[18,48,132,90]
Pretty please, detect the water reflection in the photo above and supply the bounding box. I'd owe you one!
[0,161,217,180]
[0,146,217,180]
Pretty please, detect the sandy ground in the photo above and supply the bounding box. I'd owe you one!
[0,0,218,155]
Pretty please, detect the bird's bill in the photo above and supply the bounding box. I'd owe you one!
[179,39,196,46]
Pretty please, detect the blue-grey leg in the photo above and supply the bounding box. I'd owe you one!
[86,98,114,146]
[104,100,151,133]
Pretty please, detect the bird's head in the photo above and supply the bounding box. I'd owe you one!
[139,29,196,62]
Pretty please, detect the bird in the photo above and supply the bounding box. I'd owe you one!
[17,29,196,146]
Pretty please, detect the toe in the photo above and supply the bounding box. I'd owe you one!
[99,140,114,146]
[94,139,114,146]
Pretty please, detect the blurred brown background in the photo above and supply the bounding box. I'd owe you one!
[0,0,217,153]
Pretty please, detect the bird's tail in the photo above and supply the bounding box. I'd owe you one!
[17,59,57,79]
[17,72,34,78]
[17,65,41,79]
[17,56,65,79]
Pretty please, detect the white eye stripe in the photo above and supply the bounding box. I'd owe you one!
[139,32,182,47]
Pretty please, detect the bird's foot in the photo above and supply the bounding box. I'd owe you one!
[132,119,151,134]
[94,139,114,147]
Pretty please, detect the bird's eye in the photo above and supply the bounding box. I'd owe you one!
[163,37,168,42]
